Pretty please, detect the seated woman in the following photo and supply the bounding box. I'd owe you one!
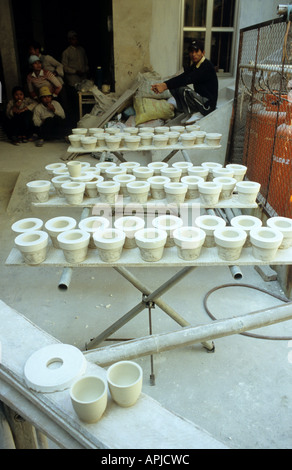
[28,41,64,84]
[33,86,66,147]
[27,55,63,101]
[5,86,37,144]
[27,54,73,128]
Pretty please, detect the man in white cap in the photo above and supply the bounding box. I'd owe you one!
[61,31,89,87]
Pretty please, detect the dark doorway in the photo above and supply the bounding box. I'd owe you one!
[11,0,114,92]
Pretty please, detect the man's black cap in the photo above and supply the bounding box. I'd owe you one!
[188,40,205,52]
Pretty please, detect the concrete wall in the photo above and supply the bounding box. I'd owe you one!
[112,0,181,95]
[0,0,21,99]
[238,0,280,29]
[112,0,153,95]
[149,0,182,80]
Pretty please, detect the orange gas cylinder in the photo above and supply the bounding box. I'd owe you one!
[246,94,287,197]
[267,103,292,218]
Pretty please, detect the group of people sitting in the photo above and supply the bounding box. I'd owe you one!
[4,30,89,147]
[5,84,64,146]
[5,36,219,147]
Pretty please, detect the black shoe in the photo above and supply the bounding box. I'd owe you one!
[35,139,44,147]
[11,136,20,146]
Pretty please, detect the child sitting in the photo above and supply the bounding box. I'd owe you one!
[5,86,37,144]
[33,86,66,147]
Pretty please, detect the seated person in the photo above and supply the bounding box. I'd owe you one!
[151,39,218,121]
[33,86,66,146]
[61,31,89,87]
[28,41,64,84]
[27,55,63,100]
[5,86,37,144]
[61,31,90,127]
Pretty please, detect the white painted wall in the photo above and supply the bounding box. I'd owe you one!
[238,0,280,29]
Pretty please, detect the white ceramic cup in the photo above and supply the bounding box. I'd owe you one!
[106,361,143,407]
[67,161,82,178]
[70,375,108,423]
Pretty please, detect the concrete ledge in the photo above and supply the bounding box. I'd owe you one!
[0,300,229,449]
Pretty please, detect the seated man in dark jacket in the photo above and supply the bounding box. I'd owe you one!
[151,39,218,120]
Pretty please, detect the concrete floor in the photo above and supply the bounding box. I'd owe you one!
[0,139,292,450]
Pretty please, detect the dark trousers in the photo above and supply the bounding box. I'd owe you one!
[56,86,78,129]
[169,86,213,116]
[5,111,35,139]
[37,116,66,140]
[63,85,79,128]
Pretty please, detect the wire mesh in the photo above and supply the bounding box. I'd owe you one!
[228,17,292,218]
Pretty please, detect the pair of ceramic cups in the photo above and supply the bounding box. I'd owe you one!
[70,360,143,423]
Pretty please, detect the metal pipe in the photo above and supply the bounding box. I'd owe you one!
[162,149,180,163]
[84,302,292,366]
[214,208,229,224]
[181,150,192,163]
[229,266,243,280]
[80,207,91,220]
[232,208,243,217]
[239,63,292,73]
[206,209,215,216]
[224,208,235,224]
[277,4,290,15]
[112,151,127,163]
[58,267,73,290]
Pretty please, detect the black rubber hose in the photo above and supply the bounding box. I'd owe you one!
[203,283,292,340]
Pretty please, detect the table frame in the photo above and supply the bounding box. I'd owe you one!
[9,148,279,385]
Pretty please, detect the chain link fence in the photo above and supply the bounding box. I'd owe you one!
[227,16,292,218]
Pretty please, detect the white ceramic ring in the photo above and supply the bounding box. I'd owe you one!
[24,344,87,392]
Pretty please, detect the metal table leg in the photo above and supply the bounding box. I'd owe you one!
[114,266,214,352]
[161,149,180,163]
[86,266,214,352]
[114,266,191,326]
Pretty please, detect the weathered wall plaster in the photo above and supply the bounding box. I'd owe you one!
[112,0,153,95]
[149,0,182,80]
[0,0,21,97]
